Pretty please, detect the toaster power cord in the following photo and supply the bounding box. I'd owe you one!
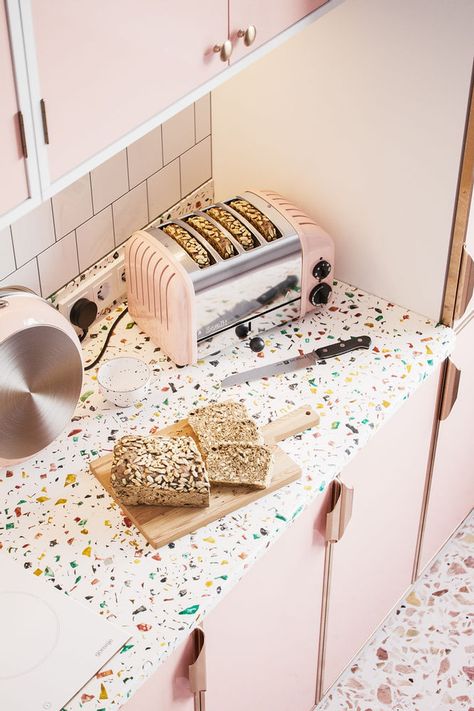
[83,306,129,371]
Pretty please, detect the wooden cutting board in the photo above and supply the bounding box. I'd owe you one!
[89,405,319,548]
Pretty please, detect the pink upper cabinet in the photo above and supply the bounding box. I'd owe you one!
[28,0,228,183]
[229,0,328,63]
[0,0,29,218]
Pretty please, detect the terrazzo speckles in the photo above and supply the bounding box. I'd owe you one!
[316,510,474,711]
[0,280,454,708]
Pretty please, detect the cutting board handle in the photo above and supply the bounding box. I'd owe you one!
[262,405,319,445]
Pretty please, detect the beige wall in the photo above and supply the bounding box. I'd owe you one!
[211,0,474,320]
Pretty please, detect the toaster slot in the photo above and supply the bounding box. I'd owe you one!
[226,198,281,242]
[161,221,215,268]
[184,213,238,260]
[204,205,259,251]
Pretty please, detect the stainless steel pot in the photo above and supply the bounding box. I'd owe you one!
[0,286,83,467]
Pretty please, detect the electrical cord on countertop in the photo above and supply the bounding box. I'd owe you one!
[83,306,129,371]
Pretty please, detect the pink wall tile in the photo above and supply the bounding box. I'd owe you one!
[147,159,180,220]
[0,258,40,294]
[195,94,211,142]
[52,174,93,239]
[11,201,55,267]
[37,231,78,296]
[180,136,212,197]
[0,227,15,280]
[113,182,148,246]
[127,126,163,188]
[90,150,129,213]
[162,104,195,164]
[76,207,114,271]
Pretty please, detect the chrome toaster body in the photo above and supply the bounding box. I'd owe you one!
[126,190,335,365]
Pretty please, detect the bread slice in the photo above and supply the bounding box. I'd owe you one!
[110,435,210,507]
[205,443,273,489]
[191,417,263,455]
[188,400,249,431]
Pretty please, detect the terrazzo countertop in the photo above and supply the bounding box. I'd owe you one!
[0,280,455,709]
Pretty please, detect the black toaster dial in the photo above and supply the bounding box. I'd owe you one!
[312,260,332,281]
[309,282,332,306]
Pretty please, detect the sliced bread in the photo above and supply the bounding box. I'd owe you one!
[188,400,249,430]
[205,443,273,489]
[191,417,263,455]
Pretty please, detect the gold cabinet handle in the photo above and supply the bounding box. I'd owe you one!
[189,627,206,711]
[213,39,232,62]
[238,25,257,47]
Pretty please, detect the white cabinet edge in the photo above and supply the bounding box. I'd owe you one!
[1,0,343,230]
[1,0,42,231]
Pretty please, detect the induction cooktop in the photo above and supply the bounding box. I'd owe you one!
[0,553,129,711]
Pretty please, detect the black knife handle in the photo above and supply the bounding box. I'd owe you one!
[315,335,372,360]
[257,274,299,305]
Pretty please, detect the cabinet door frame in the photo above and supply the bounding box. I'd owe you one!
[0,0,41,231]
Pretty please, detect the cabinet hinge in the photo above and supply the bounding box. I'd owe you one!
[438,358,461,421]
[189,627,206,711]
[325,478,354,543]
[40,98,50,144]
[17,111,28,158]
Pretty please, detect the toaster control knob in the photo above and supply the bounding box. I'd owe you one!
[309,282,332,306]
[235,323,250,339]
[249,336,265,352]
[312,260,332,281]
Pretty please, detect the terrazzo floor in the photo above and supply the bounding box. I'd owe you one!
[316,510,474,711]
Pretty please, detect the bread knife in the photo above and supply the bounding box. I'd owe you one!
[221,335,372,388]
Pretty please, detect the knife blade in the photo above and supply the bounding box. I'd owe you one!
[221,335,372,388]
[197,274,299,340]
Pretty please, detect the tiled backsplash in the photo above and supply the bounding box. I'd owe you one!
[0,95,212,297]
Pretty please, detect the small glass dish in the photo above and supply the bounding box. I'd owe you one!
[97,356,152,407]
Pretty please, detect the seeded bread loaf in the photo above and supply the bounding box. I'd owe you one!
[191,417,263,455]
[110,435,210,507]
[205,443,273,489]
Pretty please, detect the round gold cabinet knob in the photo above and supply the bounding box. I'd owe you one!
[213,39,233,62]
[238,25,257,47]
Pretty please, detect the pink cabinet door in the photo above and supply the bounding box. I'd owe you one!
[28,0,228,182]
[120,633,196,711]
[419,321,474,571]
[204,490,331,711]
[229,0,328,63]
[0,0,29,217]
[322,367,441,693]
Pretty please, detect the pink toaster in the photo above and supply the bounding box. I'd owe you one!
[126,189,335,365]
